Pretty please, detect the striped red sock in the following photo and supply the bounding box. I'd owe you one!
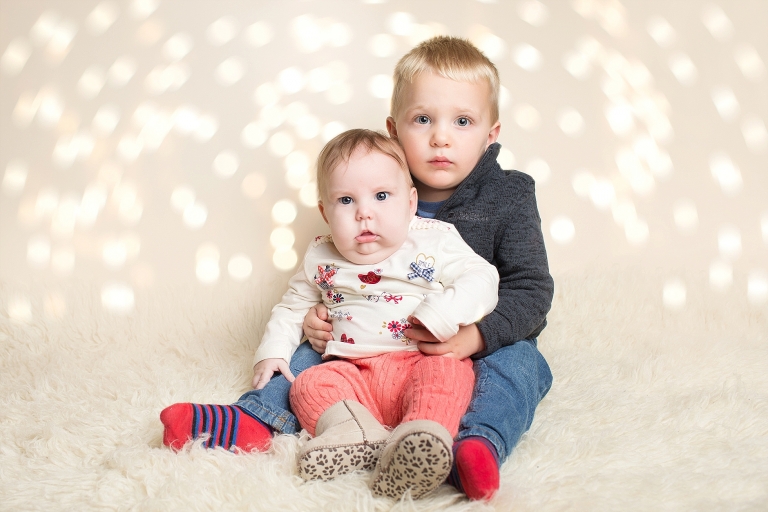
[447,436,500,500]
[160,403,272,452]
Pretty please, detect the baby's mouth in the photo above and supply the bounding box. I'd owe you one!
[355,230,378,243]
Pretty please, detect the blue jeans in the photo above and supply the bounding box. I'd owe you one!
[236,339,552,463]
[456,339,552,462]
[236,341,322,434]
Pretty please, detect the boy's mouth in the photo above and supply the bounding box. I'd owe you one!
[355,230,378,243]
[429,156,452,168]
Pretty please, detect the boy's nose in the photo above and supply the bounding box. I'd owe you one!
[430,125,450,147]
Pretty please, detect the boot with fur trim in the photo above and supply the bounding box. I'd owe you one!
[298,400,390,481]
[370,420,453,499]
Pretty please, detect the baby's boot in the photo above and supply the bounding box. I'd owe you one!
[298,400,390,481]
[370,419,453,499]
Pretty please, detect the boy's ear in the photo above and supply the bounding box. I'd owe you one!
[318,201,330,225]
[386,117,398,139]
[486,120,501,148]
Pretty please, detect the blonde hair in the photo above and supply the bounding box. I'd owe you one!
[391,36,500,122]
[316,129,411,201]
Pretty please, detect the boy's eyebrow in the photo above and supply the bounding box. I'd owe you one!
[403,103,485,117]
[455,107,484,117]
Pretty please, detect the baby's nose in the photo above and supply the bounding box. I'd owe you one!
[356,204,373,219]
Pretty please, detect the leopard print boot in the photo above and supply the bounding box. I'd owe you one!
[298,400,390,481]
[370,420,453,499]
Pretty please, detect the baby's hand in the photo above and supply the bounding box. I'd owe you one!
[252,358,294,390]
[303,304,333,353]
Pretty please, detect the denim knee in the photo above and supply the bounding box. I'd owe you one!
[457,339,552,461]
[235,341,324,435]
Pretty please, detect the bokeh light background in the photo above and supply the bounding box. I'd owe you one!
[1,0,766,320]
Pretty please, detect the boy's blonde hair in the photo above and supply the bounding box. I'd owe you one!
[316,129,411,201]
[391,36,500,122]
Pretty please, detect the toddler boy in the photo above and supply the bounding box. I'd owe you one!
[304,36,554,500]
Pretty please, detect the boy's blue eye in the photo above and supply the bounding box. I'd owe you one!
[375,192,389,201]
[456,117,470,127]
[339,196,352,205]
[415,115,430,124]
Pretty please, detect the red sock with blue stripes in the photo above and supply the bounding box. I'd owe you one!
[446,436,500,500]
[160,403,272,452]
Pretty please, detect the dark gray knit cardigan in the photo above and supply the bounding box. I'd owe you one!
[432,143,554,359]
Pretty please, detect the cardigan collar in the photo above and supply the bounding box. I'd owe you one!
[438,142,502,212]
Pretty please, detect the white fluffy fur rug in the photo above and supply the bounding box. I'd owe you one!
[2,267,767,511]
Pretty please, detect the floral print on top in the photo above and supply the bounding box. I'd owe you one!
[252,217,499,365]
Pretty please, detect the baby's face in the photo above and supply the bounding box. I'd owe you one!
[387,71,501,202]
[319,147,417,265]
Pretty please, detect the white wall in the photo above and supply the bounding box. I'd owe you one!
[1,0,766,317]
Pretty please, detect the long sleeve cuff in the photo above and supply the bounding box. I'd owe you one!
[411,301,460,342]
[253,343,294,367]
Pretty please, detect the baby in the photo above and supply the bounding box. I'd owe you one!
[255,128,499,498]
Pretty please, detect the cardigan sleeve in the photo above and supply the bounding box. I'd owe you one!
[474,175,554,358]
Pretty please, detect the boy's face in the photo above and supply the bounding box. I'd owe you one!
[319,147,417,265]
[387,72,501,202]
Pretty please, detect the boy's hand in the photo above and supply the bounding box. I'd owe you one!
[406,317,486,360]
[252,358,294,390]
[303,303,333,353]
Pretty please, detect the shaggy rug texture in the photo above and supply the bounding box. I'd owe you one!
[1,267,767,511]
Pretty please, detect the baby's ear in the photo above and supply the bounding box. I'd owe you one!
[318,202,330,224]
[409,187,418,215]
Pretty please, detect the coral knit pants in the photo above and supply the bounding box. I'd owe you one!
[289,350,475,437]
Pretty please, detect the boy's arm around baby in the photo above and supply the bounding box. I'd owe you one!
[473,171,554,358]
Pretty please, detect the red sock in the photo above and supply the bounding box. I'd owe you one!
[448,436,500,500]
[160,403,272,452]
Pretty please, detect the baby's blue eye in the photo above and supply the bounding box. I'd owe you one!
[415,115,430,124]
[456,117,470,127]
[375,192,389,201]
[339,196,352,205]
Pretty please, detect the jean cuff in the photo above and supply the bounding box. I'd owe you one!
[234,399,301,435]
[455,426,506,463]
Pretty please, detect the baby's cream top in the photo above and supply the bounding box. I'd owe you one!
[253,217,499,365]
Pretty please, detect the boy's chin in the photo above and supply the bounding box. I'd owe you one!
[412,175,464,201]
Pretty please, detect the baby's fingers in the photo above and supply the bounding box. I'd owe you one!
[276,361,296,383]
[252,371,271,390]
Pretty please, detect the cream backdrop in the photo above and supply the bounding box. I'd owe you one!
[1,2,768,510]
[1,1,767,321]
